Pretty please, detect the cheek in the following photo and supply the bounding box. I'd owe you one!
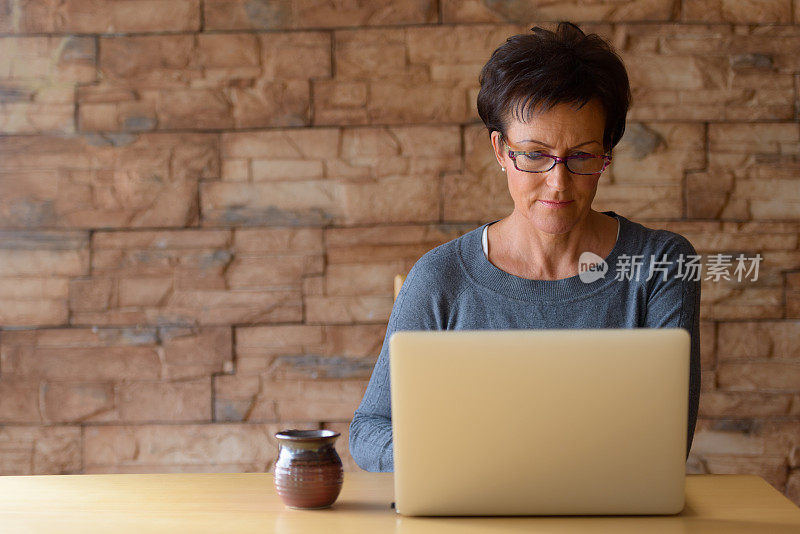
[570,176,600,200]
[506,171,540,195]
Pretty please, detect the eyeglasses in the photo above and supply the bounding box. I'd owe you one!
[503,140,612,175]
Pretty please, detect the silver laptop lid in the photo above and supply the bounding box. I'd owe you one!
[390,328,688,516]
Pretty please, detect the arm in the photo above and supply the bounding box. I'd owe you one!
[642,234,702,459]
[349,262,446,471]
[349,330,394,471]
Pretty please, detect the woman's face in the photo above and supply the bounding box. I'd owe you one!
[491,99,607,236]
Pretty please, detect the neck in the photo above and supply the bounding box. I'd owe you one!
[498,210,612,280]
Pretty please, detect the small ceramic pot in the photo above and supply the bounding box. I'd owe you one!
[274,429,344,509]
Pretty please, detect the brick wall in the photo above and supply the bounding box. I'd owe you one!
[0,0,798,505]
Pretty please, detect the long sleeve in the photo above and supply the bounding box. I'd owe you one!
[348,332,394,471]
[349,261,447,471]
[642,234,702,459]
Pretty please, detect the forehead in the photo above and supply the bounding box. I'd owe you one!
[505,99,606,144]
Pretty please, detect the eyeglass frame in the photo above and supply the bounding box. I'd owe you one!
[501,137,613,176]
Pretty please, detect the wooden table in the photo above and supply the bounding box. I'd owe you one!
[1,472,799,533]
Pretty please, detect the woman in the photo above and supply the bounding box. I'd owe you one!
[349,22,700,472]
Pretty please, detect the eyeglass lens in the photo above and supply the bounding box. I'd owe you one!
[514,153,606,174]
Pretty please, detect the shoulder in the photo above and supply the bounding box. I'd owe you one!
[400,225,481,298]
[618,214,697,258]
[389,226,481,330]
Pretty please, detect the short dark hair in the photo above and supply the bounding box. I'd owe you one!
[477,22,632,153]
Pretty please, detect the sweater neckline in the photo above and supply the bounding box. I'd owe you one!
[459,211,628,302]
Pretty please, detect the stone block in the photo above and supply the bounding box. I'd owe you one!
[69,278,113,312]
[691,421,767,456]
[700,322,716,370]
[0,102,76,135]
[118,378,211,423]
[305,296,394,324]
[0,297,69,326]
[204,0,436,30]
[154,288,302,326]
[223,129,338,160]
[234,323,385,377]
[81,32,330,132]
[213,374,260,422]
[208,126,455,226]
[43,382,116,423]
[161,327,233,379]
[234,227,323,254]
[620,25,798,120]
[227,256,320,289]
[654,221,799,253]
[717,321,800,361]
[321,26,522,126]
[761,422,800,458]
[682,0,792,25]
[3,345,161,381]
[363,80,470,125]
[118,277,173,307]
[788,272,800,319]
[0,134,217,229]
[699,391,793,417]
[593,183,683,220]
[227,230,324,290]
[324,263,401,297]
[313,80,369,124]
[267,355,376,381]
[323,325,386,359]
[442,0,672,22]
[236,324,325,375]
[0,426,81,475]
[687,140,800,221]
[787,470,800,505]
[6,0,200,33]
[701,370,716,391]
[93,230,231,251]
[200,180,341,226]
[83,423,289,471]
[0,379,42,423]
[0,231,89,276]
[237,324,325,349]
[709,123,799,155]
[0,36,95,134]
[325,224,469,265]
[249,379,368,421]
[0,231,88,326]
[85,229,305,326]
[3,327,225,429]
[717,362,800,392]
[700,285,783,320]
[609,122,706,183]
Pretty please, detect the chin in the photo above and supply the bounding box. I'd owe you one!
[531,214,577,235]
[522,205,585,235]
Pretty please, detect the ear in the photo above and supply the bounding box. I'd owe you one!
[490,131,506,169]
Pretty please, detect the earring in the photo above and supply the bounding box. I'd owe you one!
[501,166,506,172]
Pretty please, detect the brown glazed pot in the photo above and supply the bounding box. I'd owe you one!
[274,429,344,509]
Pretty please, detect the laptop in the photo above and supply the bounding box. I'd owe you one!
[389,328,689,516]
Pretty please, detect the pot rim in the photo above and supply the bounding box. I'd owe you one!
[275,429,341,441]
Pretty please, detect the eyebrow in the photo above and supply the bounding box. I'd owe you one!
[516,139,602,149]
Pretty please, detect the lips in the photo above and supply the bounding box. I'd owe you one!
[539,200,574,207]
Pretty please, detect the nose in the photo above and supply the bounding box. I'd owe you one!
[544,160,571,192]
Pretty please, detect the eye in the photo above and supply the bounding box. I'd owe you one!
[521,152,546,161]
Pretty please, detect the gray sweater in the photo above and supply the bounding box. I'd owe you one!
[349,211,701,471]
